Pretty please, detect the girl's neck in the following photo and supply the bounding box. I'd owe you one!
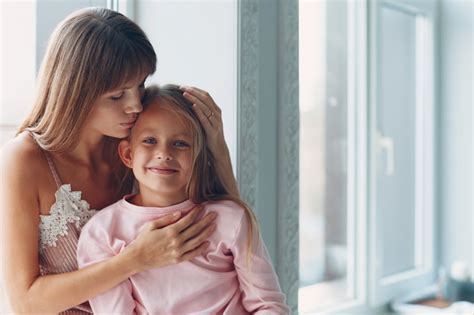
[132,188,188,208]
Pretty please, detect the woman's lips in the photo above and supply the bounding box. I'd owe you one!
[120,122,135,129]
[147,167,178,175]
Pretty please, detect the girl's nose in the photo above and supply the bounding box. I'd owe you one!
[155,149,173,161]
[156,155,172,161]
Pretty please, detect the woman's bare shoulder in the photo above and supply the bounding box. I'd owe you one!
[0,132,46,216]
[0,132,48,194]
[1,132,43,169]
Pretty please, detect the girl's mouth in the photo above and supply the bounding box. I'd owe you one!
[147,167,178,175]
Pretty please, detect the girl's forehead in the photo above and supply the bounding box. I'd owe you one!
[134,104,192,135]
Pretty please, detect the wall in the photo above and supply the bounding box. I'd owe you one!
[135,0,238,168]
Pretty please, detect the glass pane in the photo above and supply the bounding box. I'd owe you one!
[377,5,418,277]
[299,0,350,309]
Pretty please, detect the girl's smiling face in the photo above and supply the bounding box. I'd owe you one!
[119,99,194,206]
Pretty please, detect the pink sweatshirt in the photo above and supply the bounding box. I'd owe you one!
[77,196,289,314]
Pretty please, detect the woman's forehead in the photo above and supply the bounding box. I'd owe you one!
[115,73,148,90]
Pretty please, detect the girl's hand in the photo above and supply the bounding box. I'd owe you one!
[180,86,226,154]
[125,206,217,272]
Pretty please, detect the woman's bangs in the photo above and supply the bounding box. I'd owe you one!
[101,39,156,93]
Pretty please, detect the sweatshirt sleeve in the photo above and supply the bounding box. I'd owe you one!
[230,211,290,314]
[77,215,139,314]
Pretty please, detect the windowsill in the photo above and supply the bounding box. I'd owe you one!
[299,278,353,313]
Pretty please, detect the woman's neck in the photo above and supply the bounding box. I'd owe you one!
[61,131,107,168]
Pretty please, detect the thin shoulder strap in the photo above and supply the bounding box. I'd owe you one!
[28,131,63,188]
[43,152,63,188]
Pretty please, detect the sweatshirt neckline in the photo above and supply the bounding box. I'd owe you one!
[120,194,196,215]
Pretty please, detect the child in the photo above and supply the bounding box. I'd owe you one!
[77,85,289,314]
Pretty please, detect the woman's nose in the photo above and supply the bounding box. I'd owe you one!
[125,91,143,114]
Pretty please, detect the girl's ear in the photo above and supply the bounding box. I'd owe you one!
[118,140,133,168]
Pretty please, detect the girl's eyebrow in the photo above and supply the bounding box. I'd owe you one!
[138,128,192,138]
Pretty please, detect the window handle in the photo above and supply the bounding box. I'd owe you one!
[376,130,395,176]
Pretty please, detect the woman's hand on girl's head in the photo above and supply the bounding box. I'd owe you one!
[180,85,240,198]
[179,86,226,154]
[124,205,217,273]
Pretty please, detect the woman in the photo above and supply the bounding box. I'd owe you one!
[0,7,237,314]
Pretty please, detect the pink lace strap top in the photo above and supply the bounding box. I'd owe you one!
[33,136,97,314]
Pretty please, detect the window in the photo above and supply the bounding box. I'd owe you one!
[299,0,436,312]
[0,1,37,146]
[299,0,359,310]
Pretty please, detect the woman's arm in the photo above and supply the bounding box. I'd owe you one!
[180,86,240,198]
[0,140,216,313]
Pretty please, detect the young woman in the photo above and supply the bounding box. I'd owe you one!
[77,84,289,314]
[0,7,236,314]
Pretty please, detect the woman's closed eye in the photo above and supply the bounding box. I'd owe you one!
[111,92,124,100]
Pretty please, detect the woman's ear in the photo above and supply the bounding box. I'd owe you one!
[118,140,133,168]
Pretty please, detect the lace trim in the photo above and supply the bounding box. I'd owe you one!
[39,184,97,252]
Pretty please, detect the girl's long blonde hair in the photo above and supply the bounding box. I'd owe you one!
[142,85,261,265]
[17,7,156,197]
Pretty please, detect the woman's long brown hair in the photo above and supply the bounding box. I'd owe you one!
[17,7,156,197]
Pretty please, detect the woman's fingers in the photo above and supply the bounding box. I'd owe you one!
[146,211,181,230]
[180,86,222,114]
[179,241,211,263]
[180,223,217,255]
[179,211,217,242]
[169,205,206,233]
[132,206,217,270]
[182,90,222,121]
[180,86,225,151]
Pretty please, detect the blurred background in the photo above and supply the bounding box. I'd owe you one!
[1,0,473,314]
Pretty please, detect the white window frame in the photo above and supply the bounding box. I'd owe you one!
[107,0,134,19]
[368,0,436,306]
[300,0,437,312]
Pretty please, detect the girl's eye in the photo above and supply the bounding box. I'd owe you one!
[143,137,157,145]
[174,140,190,148]
[111,92,124,100]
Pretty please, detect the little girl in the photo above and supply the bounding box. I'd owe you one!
[77,85,289,314]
